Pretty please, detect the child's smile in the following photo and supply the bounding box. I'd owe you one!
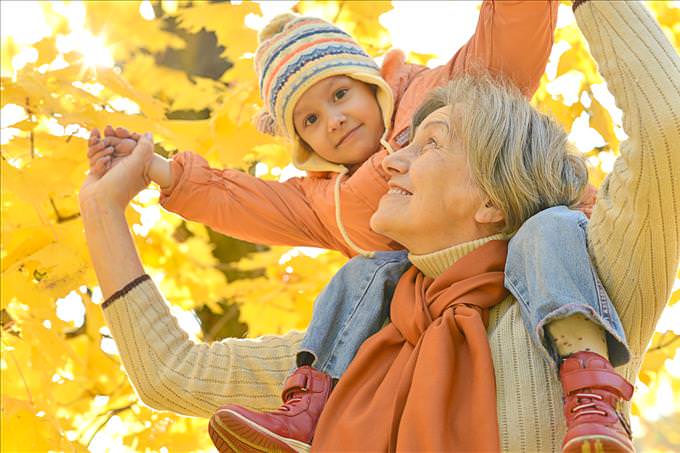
[336,124,363,148]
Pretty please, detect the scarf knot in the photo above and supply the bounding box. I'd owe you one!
[394,261,509,346]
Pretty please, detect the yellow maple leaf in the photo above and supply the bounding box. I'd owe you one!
[174,1,261,62]
[589,96,620,152]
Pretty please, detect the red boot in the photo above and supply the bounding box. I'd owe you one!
[560,351,635,453]
[209,366,332,453]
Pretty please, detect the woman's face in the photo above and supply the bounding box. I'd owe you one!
[370,105,495,255]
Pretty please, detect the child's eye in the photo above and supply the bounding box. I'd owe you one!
[304,114,318,128]
[334,88,348,101]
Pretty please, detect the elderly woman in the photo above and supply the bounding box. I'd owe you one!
[80,1,679,452]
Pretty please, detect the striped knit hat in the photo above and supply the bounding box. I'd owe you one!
[254,13,394,174]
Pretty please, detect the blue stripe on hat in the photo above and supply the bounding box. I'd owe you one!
[269,45,375,113]
[260,26,353,92]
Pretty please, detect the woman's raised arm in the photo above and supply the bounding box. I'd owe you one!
[80,132,153,298]
[79,134,301,417]
[576,0,680,354]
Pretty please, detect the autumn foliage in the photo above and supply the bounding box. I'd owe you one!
[1,1,679,451]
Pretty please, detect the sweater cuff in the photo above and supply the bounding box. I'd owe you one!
[102,274,152,309]
[572,0,590,12]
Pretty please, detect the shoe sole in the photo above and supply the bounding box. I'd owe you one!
[563,435,634,453]
[210,409,311,453]
[209,420,256,453]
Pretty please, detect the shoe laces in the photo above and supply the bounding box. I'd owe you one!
[571,392,607,418]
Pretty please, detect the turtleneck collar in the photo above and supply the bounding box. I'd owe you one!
[408,233,508,278]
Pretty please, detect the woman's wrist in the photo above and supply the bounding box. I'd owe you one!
[80,190,145,299]
[79,191,127,227]
[79,182,126,214]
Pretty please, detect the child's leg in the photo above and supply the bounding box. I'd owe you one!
[297,250,411,378]
[209,250,410,453]
[546,313,608,357]
[505,205,629,368]
[505,206,634,453]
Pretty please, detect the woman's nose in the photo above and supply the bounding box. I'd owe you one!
[382,147,411,175]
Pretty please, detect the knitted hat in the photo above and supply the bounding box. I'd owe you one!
[254,13,395,174]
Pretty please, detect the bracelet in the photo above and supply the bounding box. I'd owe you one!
[102,274,152,309]
[572,0,590,12]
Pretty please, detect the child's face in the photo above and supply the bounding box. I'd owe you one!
[293,76,384,169]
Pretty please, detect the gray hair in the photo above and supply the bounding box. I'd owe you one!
[411,74,588,234]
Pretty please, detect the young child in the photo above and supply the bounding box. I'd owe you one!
[88,2,634,452]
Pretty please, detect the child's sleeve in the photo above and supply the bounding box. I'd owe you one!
[159,151,400,257]
[387,0,557,147]
[159,151,354,255]
[443,0,558,97]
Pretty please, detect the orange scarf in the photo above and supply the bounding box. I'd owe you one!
[312,240,509,452]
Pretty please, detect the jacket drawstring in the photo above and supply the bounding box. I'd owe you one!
[381,136,395,154]
[332,133,393,258]
[334,168,375,258]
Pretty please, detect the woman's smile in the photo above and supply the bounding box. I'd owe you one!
[386,183,413,196]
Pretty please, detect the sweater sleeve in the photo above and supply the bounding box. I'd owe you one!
[159,151,357,255]
[102,276,303,417]
[577,1,680,356]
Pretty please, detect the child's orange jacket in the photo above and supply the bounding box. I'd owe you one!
[160,0,558,258]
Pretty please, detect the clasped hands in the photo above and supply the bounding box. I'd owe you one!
[80,125,153,211]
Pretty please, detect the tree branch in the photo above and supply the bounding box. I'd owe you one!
[85,403,135,448]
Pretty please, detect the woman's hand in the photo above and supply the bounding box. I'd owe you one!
[80,129,154,211]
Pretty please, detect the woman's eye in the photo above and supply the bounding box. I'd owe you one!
[334,88,348,101]
[304,114,318,127]
[425,138,439,149]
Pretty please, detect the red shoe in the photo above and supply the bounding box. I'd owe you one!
[560,351,635,453]
[208,366,332,453]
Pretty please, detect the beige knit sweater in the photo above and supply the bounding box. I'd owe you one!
[102,2,680,451]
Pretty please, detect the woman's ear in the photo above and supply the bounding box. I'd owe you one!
[474,199,505,226]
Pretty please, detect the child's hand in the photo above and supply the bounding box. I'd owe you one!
[104,124,142,142]
[90,125,171,189]
[103,125,140,157]
[87,133,137,177]
[87,128,114,177]
[88,125,141,176]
